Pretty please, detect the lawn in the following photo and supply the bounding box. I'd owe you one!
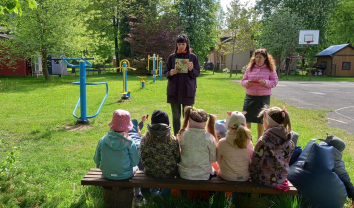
[0,70,353,207]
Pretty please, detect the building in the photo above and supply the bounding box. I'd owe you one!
[0,27,30,76]
[208,35,253,72]
[315,44,354,76]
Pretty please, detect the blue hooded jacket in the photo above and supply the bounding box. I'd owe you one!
[93,130,140,180]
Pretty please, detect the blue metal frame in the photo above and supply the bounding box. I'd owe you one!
[159,60,163,79]
[61,57,108,123]
[153,54,156,82]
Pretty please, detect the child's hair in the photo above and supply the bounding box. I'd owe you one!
[178,106,217,141]
[247,48,276,72]
[230,124,251,149]
[258,105,291,134]
[225,111,251,149]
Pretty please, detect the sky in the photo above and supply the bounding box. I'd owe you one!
[220,0,256,11]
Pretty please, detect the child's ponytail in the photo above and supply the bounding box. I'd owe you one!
[177,106,193,138]
[233,124,251,149]
[206,114,218,143]
[281,107,291,135]
[259,105,292,135]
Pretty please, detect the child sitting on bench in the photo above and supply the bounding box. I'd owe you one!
[93,109,141,198]
[217,111,254,182]
[250,106,294,191]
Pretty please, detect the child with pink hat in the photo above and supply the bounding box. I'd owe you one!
[93,109,140,180]
[94,109,144,204]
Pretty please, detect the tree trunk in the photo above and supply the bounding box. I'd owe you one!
[230,41,235,78]
[113,17,119,68]
[230,52,234,77]
[42,50,50,81]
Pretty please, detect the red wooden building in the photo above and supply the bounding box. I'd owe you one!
[0,28,31,77]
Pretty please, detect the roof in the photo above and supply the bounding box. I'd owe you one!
[315,44,354,56]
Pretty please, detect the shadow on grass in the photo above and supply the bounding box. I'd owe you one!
[20,128,53,141]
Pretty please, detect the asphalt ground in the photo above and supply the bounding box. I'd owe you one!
[271,81,354,134]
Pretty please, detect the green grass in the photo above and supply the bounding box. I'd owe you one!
[278,73,354,81]
[0,71,353,207]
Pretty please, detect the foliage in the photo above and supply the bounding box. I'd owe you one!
[255,0,339,57]
[0,141,19,178]
[223,0,258,53]
[0,0,36,15]
[327,0,354,44]
[268,195,311,208]
[221,0,258,73]
[222,68,230,73]
[0,0,89,81]
[255,8,304,70]
[84,0,170,66]
[175,0,220,62]
[126,13,184,61]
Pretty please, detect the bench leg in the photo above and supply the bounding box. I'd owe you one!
[103,187,134,208]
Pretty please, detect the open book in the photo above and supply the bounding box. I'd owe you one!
[175,58,189,73]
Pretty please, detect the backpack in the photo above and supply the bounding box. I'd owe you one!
[287,139,347,208]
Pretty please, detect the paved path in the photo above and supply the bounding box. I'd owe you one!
[271,81,354,134]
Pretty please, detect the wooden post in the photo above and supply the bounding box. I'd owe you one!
[103,187,134,208]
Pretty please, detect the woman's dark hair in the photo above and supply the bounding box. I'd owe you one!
[174,34,190,54]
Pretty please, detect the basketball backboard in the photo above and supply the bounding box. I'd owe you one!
[298,30,319,45]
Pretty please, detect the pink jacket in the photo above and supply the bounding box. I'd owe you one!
[241,64,278,96]
[217,130,254,181]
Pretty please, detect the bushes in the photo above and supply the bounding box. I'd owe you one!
[0,141,20,178]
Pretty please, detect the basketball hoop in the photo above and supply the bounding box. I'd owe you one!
[306,41,313,44]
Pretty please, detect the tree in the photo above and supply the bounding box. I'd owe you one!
[126,14,184,60]
[255,0,339,52]
[327,0,354,44]
[255,8,303,70]
[2,0,89,81]
[222,0,258,75]
[0,0,36,15]
[84,0,162,67]
[175,0,220,63]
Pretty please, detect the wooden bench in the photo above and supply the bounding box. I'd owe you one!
[82,168,297,208]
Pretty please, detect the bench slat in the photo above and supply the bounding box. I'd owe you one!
[81,169,297,195]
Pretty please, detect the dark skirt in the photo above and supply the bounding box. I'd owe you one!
[242,94,270,124]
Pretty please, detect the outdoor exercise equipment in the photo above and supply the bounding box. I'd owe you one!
[61,58,108,124]
[147,54,163,82]
[114,59,136,99]
[138,76,147,88]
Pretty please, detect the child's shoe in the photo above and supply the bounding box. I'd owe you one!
[150,188,160,196]
[133,194,145,207]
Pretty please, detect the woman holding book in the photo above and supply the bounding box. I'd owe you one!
[241,48,278,140]
[164,34,200,136]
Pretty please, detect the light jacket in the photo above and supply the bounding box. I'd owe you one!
[250,127,294,187]
[93,130,140,180]
[217,130,254,181]
[178,128,217,180]
[241,64,278,96]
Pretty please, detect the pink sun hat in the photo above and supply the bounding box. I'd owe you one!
[108,109,133,132]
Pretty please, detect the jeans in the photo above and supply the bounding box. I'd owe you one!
[170,103,190,136]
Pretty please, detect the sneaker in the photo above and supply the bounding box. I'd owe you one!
[133,195,146,207]
[150,188,160,196]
